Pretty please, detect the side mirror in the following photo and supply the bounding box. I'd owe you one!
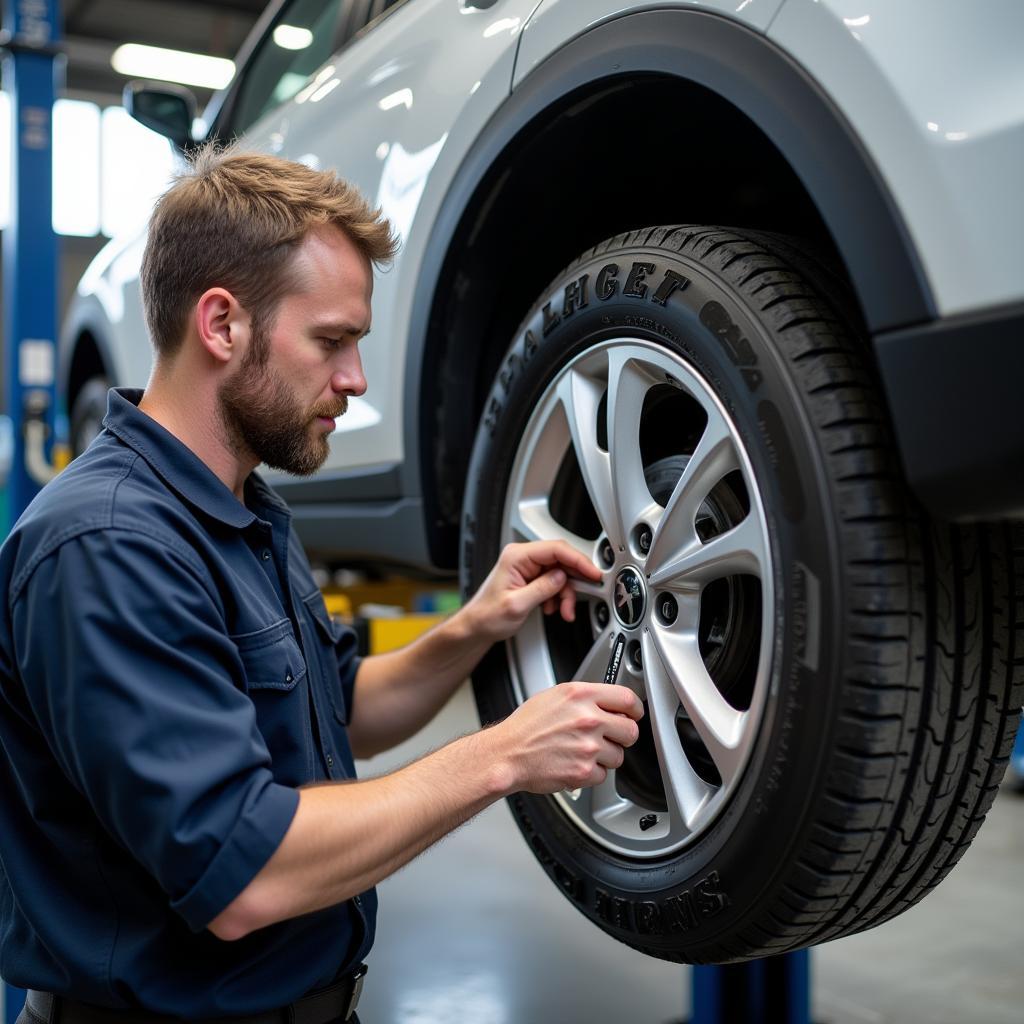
[123,81,197,150]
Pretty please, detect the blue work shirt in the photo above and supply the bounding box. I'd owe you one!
[0,388,376,1016]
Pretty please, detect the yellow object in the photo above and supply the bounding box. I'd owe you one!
[369,614,445,654]
[53,444,73,472]
[322,592,353,620]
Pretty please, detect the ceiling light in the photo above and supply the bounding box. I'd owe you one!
[273,24,314,50]
[111,43,235,90]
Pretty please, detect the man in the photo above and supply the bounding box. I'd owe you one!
[0,146,643,1023]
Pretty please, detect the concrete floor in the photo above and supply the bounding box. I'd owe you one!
[355,684,1024,1024]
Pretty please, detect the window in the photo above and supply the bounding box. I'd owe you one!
[229,0,348,135]
[0,94,174,238]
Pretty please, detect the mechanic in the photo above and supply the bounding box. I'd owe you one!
[0,146,643,1024]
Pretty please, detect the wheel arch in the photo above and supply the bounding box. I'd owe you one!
[405,8,935,569]
[62,326,114,418]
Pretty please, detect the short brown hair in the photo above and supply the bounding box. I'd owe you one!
[140,142,398,359]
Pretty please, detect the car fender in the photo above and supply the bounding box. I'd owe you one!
[770,0,1024,319]
[402,6,936,557]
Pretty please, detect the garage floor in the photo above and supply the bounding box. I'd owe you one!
[355,684,1024,1024]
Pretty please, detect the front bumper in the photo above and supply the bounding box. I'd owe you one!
[874,303,1024,522]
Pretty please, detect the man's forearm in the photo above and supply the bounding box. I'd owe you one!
[347,608,493,758]
[208,679,644,942]
[208,726,512,940]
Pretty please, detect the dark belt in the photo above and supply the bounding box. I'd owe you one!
[25,967,367,1024]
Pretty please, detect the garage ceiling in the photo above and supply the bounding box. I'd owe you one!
[61,0,269,103]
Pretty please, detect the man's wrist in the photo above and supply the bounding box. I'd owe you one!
[446,601,495,652]
[466,723,520,798]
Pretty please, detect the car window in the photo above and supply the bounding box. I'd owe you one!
[230,0,348,135]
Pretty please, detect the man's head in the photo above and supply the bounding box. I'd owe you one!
[140,144,398,475]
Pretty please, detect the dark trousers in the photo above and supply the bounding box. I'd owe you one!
[18,1001,362,1024]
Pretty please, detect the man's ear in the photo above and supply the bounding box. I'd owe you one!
[194,288,250,365]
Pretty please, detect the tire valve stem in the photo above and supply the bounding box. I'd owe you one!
[639,814,658,832]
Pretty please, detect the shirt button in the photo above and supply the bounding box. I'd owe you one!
[285,672,293,683]
[261,549,271,561]
[353,895,362,907]
[326,754,335,768]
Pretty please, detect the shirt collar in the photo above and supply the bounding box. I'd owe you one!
[102,387,291,529]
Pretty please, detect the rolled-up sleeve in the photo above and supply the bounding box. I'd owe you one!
[13,528,300,932]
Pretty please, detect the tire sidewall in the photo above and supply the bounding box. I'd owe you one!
[461,241,847,955]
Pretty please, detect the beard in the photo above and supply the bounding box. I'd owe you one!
[217,326,347,477]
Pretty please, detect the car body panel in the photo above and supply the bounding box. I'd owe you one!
[770,0,1024,318]
[63,232,153,389]
[514,0,787,88]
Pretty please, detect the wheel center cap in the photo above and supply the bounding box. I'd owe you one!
[613,567,646,628]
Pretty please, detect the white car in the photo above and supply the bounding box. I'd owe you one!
[61,0,1024,964]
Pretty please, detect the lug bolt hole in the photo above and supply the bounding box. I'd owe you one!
[657,593,678,625]
[627,640,642,672]
[595,603,610,628]
[599,539,615,568]
[634,524,652,555]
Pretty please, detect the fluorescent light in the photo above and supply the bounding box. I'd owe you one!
[53,100,101,236]
[273,24,313,50]
[0,92,10,230]
[111,43,235,90]
[101,107,176,237]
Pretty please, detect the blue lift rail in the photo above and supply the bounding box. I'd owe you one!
[1,0,63,536]
[689,951,813,1024]
[1,0,61,1018]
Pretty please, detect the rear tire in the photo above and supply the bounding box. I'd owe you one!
[70,376,109,457]
[460,225,1024,962]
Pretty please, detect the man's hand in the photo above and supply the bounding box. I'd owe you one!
[463,541,603,643]
[492,682,644,794]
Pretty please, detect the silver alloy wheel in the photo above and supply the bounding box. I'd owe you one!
[501,338,774,858]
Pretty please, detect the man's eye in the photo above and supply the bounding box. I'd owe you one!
[320,337,343,349]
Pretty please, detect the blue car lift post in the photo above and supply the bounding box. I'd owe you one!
[1,1,61,1022]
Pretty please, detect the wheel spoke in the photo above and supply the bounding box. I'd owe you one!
[512,611,559,697]
[606,349,656,540]
[645,413,738,574]
[570,577,606,601]
[648,511,764,589]
[641,631,715,830]
[566,770,628,821]
[648,628,747,787]
[557,371,620,548]
[509,496,595,565]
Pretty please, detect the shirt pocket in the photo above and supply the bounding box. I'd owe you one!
[301,591,349,726]
[231,619,312,784]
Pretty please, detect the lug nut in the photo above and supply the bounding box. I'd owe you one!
[599,539,615,568]
[658,593,678,625]
[638,526,652,553]
[595,603,610,628]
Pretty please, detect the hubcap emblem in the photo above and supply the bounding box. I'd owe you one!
[613,567,646,628]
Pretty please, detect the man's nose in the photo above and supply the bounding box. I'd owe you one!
[331,347,367,397]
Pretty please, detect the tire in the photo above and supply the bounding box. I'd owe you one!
[70,376,110,457]
[460,225,1024,963]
